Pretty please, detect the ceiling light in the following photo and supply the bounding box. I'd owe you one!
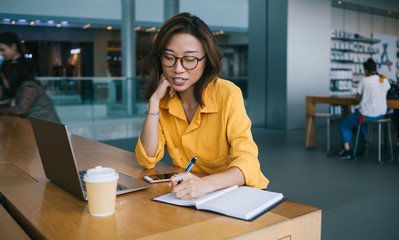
[11,20,16,24]
[70,48,81,54]
[145,26,156,32]
[107,26,112,30]
[30,21,35,26]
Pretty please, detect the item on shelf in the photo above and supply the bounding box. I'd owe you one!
[330,29,381,96]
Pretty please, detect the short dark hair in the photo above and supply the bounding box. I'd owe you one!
[143,12,222,106]
[363,58,377,74]
[0,32,25,56]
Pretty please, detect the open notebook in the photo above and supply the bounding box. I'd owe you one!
[153,185,285,221]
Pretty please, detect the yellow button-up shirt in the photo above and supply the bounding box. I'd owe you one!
[136,78,269,189]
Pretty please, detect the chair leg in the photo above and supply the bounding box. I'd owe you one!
[353,124,361,160]
[326,118,331,153]
[305,117,313,148]
[365,124,370,157]
[387,122,393,162]
[378,123,382,164]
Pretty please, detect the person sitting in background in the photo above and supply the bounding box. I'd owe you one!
[337,58,391,159]
[0,32,36,77]
[0,62,60,123]
[135,12,268,200]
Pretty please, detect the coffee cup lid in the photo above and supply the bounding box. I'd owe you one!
[83,166,119,183]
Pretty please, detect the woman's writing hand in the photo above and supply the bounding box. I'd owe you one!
[169,172,212,200]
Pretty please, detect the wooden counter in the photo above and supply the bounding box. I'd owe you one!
[0,116,322,239]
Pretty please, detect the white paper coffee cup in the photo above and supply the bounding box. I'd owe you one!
[83,166,119,216]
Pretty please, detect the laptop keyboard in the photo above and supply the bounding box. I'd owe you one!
[79,170,128,192]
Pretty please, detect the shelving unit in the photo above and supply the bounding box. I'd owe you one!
[330,29,380,96]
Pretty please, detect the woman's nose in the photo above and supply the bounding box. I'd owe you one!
[173,59,185,72]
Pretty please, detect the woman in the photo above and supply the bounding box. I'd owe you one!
[0,32,35,77]
[136,13,268,199]
[337,58,391,159]
[0,62,60,123]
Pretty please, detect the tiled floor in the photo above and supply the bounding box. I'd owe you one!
[99,122,399,240]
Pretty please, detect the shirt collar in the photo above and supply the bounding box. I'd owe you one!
[159,79,219,116]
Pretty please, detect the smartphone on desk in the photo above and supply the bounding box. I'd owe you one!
[143,173,178,183]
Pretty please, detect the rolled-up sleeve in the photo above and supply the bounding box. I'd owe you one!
[225,89,269,189]
[135,121,166,169]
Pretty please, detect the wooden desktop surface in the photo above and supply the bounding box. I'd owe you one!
[0,116,321,240]
[305,95,399,148]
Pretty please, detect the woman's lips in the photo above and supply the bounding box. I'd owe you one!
[172,77,187,86]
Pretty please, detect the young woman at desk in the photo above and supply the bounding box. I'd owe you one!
[337,58,390,159]
[135,13,269,200]
[0,62,60,123]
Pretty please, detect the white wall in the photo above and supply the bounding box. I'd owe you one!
[286,0,331,129]
[331,7,399,38]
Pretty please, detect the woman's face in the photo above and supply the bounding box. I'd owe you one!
[161,33,206,94]
[0,43,18,60]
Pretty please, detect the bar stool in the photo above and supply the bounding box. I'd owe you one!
[353,116,393,164]
[306,112,340,152]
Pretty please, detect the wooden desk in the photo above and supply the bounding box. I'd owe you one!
[0,116,322,240]
[0,204,30,240]
[0,162,36,239]
[305,96,399,148]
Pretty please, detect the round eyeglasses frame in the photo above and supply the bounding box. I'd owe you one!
[160,53,206,70]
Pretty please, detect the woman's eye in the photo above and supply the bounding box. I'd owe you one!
[184,57,195,62]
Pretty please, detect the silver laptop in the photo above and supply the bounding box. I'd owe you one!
[30,117,151,201]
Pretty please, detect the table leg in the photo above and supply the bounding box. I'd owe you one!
[305,97,316,148]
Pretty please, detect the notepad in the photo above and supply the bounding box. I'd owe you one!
[153,185,285,221]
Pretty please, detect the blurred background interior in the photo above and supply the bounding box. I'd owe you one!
[1,1,399,239]
[1,0,398,141]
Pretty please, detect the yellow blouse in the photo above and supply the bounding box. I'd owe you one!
[135,78,269,189]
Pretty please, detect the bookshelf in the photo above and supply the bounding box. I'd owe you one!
[330,29,380,96]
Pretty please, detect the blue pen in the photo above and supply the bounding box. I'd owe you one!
[176,157,197,185]
[185,156,197,172]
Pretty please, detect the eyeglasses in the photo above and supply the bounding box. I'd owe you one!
[160,53,206,70]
